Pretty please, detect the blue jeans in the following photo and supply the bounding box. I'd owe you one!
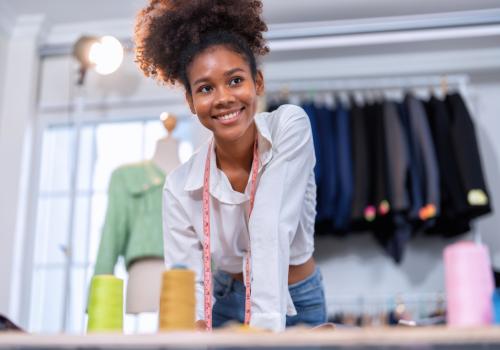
[212,267,327,328]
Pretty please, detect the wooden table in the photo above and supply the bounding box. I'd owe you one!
[1,326,500,349]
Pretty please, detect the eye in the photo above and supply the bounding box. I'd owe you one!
[229,77,243,86]
[198,85,212,94]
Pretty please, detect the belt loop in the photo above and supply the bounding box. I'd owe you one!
[228,274,235,293]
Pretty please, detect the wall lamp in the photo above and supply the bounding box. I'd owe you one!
[72,35,124,85]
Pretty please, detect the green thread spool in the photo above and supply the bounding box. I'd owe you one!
[87,275,123,333]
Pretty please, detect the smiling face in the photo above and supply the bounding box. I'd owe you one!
[185,45,264,144]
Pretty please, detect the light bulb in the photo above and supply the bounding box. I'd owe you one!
[88,36,124,75]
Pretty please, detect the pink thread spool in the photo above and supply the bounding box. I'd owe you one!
[444,241,494,327]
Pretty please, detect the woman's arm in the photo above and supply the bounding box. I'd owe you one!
[249,105,316,331]
[163,180,205,323]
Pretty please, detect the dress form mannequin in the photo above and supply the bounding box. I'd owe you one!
[126,258,166,314]
[126,113,181,315]
[151,113,182,174]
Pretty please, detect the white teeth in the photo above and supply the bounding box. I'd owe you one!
[217,111,239,120]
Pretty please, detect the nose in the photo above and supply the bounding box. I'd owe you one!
[214,86,236,107]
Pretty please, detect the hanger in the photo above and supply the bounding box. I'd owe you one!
[440,75,449,97]
[278,85,290,104]
[363,89,376,105]
[289,92,301,107]
[429,83,437,99]
[338,90,350,108]
[323,91,335,109]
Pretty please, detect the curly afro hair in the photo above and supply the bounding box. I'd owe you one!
[134,0,269,94]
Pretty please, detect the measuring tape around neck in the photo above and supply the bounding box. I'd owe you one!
[202,137,260,331]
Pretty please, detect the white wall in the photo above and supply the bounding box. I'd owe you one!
[470,83,500,266]
[0,32,7,133]
[0,29,9,318]
[0,30,12,318]
[0,15,45,322]
[38,53,191,124]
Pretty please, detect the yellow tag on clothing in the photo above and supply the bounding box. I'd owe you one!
[468,189,488,206]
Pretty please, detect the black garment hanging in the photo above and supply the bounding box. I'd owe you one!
[397,101,424,223]
[372,100,414,263]
[403,94,441,225]
[349,100,370,228]
[445,93,492,219]
[373,101,390,217]
[266,98,288,113]
[310,104,338,232]
[424,96,471,236]
[332,103,353,232]
[362,102,379,224]
[383,100,411,214]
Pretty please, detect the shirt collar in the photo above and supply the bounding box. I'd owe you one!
[183,112,273,194]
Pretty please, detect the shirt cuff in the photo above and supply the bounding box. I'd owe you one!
[250,312,285,332]
[286,289,297,316]
[196,309,204,322]
[195,295,205,321]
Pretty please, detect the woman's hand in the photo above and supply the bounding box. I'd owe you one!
[195,320,207,331]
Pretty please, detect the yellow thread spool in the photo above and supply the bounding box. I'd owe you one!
[87,275,123,333]
[159,266,195,331]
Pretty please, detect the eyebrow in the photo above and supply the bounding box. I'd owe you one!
[192,67,246,86]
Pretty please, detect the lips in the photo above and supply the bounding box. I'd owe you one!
[213,107,244,125]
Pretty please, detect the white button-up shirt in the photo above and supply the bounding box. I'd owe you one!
[163,104,317,332]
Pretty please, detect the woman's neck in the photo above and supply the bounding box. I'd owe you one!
[214,123,257,173]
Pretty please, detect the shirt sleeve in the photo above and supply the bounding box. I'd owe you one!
[163,180,205,321]
[248,105,316,331]
[94,169,129,275]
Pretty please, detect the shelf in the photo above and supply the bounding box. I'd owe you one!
[1,326,500,349]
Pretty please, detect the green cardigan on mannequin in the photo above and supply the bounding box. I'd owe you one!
[94,161,166,274]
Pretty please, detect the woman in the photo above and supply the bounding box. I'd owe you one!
[134,0,326,332]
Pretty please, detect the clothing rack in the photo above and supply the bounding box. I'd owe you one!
[326,292,446,326]
[326,292,445,310]
[265,74,470,97]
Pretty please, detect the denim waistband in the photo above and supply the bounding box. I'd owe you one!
[213,270,244,293]
[214,267,322,295]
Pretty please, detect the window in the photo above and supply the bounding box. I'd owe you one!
[29,118,195,334]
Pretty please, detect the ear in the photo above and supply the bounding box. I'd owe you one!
[185,91,196,115]
[255,69,265,96]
